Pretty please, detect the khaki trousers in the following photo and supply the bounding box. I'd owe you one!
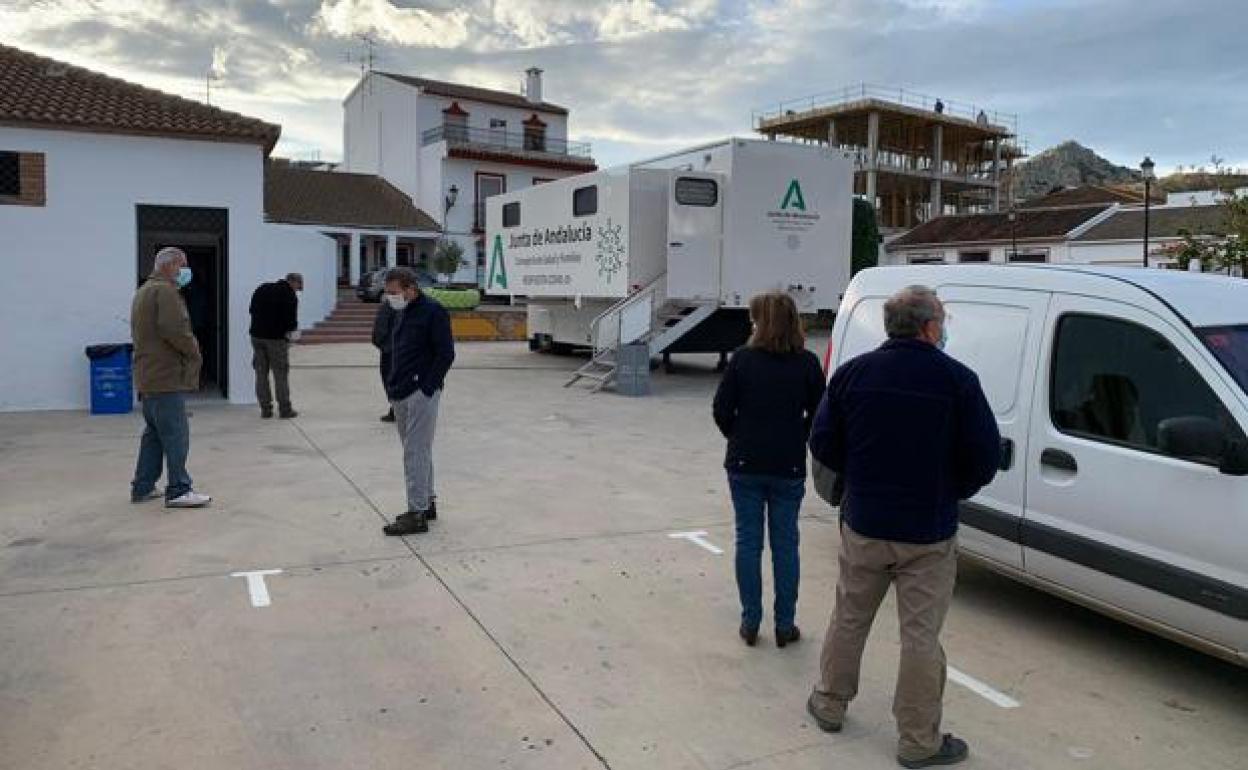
[817,523,957,760]
[251,337,291,412]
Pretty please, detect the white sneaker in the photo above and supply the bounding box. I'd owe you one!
[166,491,212,508]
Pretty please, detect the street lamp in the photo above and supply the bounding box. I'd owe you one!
[1140,156,1155,268]
[1007,206,1018,262]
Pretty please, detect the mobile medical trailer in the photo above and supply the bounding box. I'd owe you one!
[484,138,854,389]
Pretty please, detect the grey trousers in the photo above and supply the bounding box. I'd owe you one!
[251,337,291,412]
[393,389,440,513]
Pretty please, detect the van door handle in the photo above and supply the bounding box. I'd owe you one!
[1040,448,1077,473]
[669,241,684,247]
[999,438,1015,471]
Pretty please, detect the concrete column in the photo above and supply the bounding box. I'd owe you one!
[349,231,362,286]
[992,138,1003,211]
[866,111,880,206]
[826,119,838,147]
[386,233,398,269]
[930,123,944,219]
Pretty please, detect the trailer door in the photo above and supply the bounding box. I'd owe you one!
[666,173,723,301]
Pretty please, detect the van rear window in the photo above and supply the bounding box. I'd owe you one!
[674,177,718,206]
[1199,325,1248,393]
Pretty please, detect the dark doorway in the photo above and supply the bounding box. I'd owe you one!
[136,206,229,398]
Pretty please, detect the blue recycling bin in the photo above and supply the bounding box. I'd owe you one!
[85,343,134,415]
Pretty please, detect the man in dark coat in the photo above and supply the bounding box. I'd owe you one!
[806,285,1000,769]
[372,299,397,422]
[248,272,303,418]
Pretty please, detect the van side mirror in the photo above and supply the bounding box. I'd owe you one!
[1220,441,1248,476]
[1158,416,1227,464]
[1158,416,1248,475]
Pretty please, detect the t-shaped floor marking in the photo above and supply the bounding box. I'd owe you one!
[230,569,284,608]
[668,531,724,555]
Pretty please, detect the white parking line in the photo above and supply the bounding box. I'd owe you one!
[667,531,724,555]
[948,666,1020,708]
[230,569,283,608]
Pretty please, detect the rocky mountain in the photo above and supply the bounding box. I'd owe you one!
[1012,140,1140,201]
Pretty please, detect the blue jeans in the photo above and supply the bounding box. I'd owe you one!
[132,393,193,501]
[728,473,805,631]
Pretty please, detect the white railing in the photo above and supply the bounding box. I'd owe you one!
[588,274,667,356]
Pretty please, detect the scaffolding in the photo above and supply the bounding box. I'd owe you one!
[753,84,1026,230]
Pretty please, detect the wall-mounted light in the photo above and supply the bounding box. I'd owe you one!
[445,184,459,211]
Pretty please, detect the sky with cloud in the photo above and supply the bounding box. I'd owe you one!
[3,0,1245,172]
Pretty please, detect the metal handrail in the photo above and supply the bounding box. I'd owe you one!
[588,273,667,355]
[421,124,593,158]
[752,83,1019,135]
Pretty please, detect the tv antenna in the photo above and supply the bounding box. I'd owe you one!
[345,33,380,77]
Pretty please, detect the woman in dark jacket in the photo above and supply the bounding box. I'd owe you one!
[713,292,826,647]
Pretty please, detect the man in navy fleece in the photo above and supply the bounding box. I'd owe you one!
[806,285,1000,769]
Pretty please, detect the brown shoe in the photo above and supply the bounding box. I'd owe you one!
[807,689,844,733]
[739,624,759,647]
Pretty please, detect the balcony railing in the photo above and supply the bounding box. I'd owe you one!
[753,83,1020,136]
[421,125,593,158]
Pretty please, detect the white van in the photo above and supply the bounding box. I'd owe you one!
[828,265,1248,664]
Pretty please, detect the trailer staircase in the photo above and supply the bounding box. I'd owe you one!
[565,274,716,392]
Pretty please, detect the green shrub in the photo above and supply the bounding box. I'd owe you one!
[426,287,481,310]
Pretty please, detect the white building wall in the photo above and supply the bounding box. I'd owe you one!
[0,126,321,411]
[258,224,338,329]
[417,94,569,145]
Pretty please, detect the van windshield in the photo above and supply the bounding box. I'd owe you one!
[1199,326,1248,394]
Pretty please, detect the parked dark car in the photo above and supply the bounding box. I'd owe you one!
[356,268,437,302]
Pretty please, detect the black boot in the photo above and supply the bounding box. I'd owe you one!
[380,408,396,423]
[775,625,801,648]
[383,511,428,536]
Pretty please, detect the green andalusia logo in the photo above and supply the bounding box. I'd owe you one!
[596,218,625,281]
[780,179,807,211]
[488,234,508,290]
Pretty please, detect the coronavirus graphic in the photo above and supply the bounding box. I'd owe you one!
[596,218,625,282]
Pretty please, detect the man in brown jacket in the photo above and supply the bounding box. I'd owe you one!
[130,247,212,508]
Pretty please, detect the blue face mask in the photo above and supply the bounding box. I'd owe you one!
[176,267,193,288]
[938,324,948,350]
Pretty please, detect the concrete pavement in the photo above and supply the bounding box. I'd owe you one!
[1,342,1245,769]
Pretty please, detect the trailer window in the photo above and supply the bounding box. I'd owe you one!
[502,202,520,228]
[674,177,718,207]
[572,185,597,217]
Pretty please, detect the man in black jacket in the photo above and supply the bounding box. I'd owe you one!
[248,273,303,418]
[381,267,455,536]
[372,301,397,423]
[806,285,999,769]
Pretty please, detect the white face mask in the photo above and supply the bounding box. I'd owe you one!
[386,293,409,311]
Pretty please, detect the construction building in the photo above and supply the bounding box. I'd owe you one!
[754,85,1024,231]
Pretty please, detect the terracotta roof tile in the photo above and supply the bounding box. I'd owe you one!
[264,164,440,232]
[889,205,1109,249]
[1019,185,1146,209]
[1074,205,1228,242]
[376,72,569,115]
[0,43,280,151]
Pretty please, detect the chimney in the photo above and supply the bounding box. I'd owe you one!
[525,67,543,105]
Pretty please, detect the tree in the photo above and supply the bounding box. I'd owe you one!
[1161,229,1216,271]
[432,239,465,281]
[851,197,881,276]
